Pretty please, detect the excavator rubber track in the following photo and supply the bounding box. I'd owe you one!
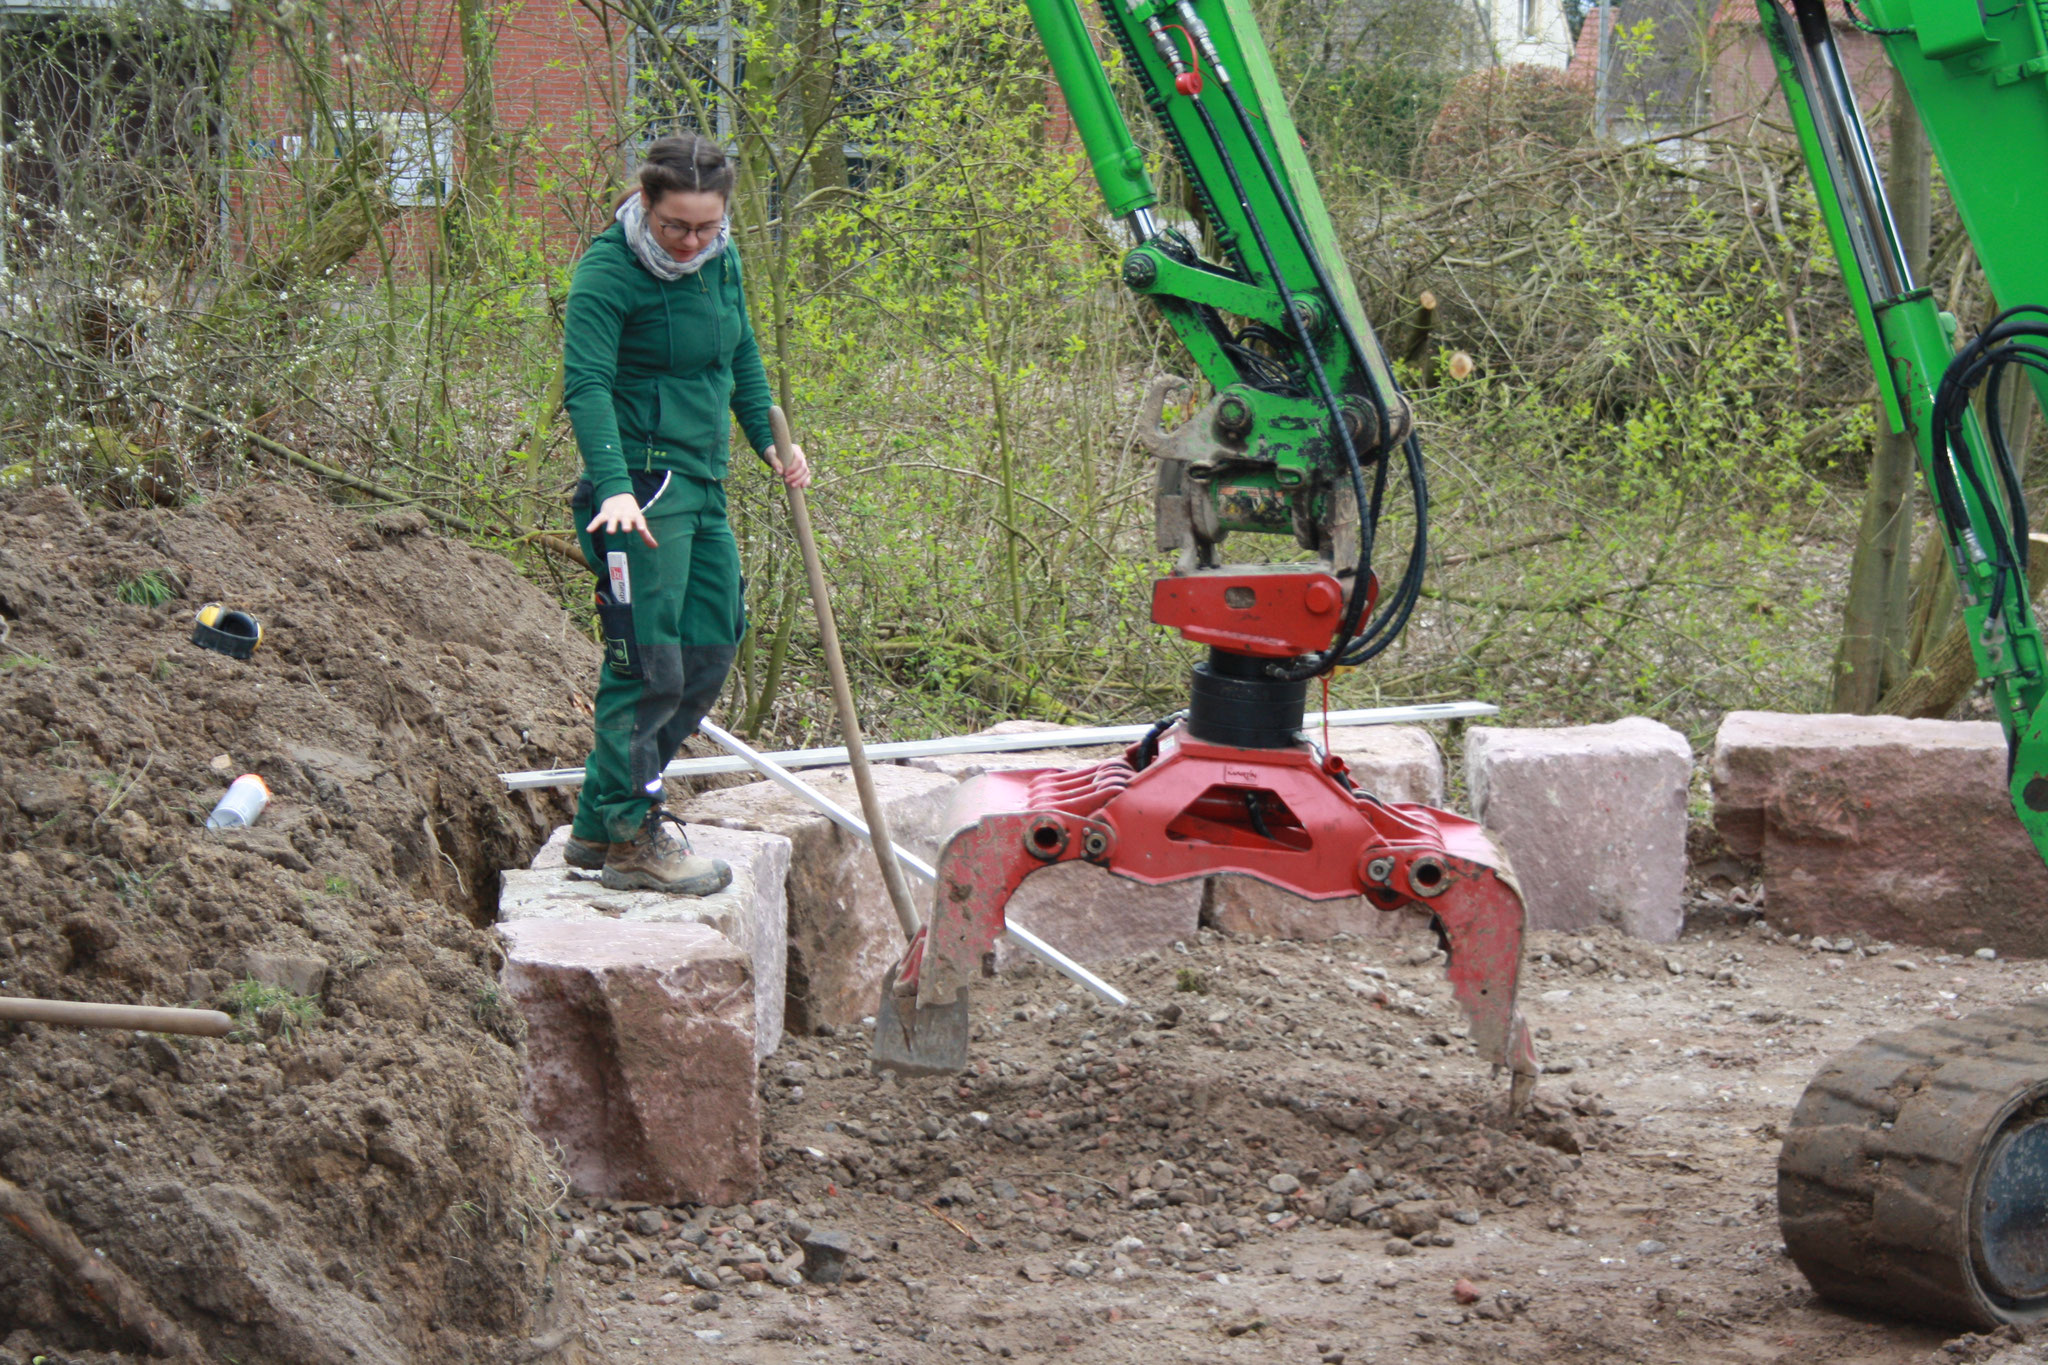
[1779,1000,2048,1329]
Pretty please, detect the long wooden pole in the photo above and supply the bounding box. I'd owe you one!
[0,997,232,1036]
[768,407,922,942]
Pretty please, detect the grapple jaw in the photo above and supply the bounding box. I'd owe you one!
[868,729,1538,1110]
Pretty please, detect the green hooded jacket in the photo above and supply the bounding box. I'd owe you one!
[562,221,775,506]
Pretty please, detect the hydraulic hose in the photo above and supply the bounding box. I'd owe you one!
[1180,4,1430,679]
[1930,306,2048,620]
[1172,87,1384,669]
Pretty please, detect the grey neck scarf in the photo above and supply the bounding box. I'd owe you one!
[616,193,730,282]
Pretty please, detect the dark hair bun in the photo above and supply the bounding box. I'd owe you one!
[640,134,735,202]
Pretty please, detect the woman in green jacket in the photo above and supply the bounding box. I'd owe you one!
[560,133,809,895]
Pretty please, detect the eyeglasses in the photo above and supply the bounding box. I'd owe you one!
[653,215,722,243]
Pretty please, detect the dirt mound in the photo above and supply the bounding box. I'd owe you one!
[0,483,601,1361]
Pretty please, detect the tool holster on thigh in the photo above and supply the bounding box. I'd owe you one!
[574,479,642,681]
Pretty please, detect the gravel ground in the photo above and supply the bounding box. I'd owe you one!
[554,901,2048,1365]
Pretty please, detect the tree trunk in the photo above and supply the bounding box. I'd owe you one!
[443,0,502,274]
[799,0,846,281]
[226,133,396,301]
[1881,533,2048,718]
[1830,69,1931,711]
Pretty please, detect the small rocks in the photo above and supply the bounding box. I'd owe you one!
[1383,1239,1416,1257]
[1267,1172,1302,1196]
[690,1291,722,1311]
[1977,947,1999,960]
[1452,1278,1481,1304]
[1385,1202,1440,1240]
[799,1230,852,1285]
[1635,1239,1669,1257]
[1063,1258,1096,1278]
[1895,959,1920,972]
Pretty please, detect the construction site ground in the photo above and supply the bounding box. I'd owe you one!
[0,483,2030,1364]
[570,912,2028,1365]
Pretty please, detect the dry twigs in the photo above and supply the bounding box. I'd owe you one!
[0,322,589,573]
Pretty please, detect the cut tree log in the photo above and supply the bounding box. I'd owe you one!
[231,133,397,299]
[1880,532,2048,719]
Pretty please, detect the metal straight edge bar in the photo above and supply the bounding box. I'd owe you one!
[696,719,1130,1009]
[502,701,1499,790]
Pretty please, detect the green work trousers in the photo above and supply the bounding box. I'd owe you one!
[571,473,745,844]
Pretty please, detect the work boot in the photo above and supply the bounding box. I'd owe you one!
[601,809,731,896]
[564,834,607,871]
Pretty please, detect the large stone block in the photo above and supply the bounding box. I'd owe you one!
[1465,718,1692,942]
[1201,725,1445,942]
[1201,876,1423,942]
[1711,711,2048,954]
[907,719,1124,781]
[1325,724,1446,806]
[507,823,790,1058]
[499,919,758,1205]
[676,766,958,1034]
[993,863,1204,970]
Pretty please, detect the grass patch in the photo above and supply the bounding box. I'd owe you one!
[1175,967,1210,994]
[114,570,176,607]
[473,982,525,1044]
[224,977,321,1041]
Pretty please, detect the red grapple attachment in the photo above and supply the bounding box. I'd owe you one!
[873,723,1538,1109]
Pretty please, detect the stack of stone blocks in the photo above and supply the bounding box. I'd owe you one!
[497,708,2037,1205]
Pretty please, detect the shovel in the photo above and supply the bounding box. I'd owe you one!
[767,406,969,1076]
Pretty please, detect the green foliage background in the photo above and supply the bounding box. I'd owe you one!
[0,0,1970,749]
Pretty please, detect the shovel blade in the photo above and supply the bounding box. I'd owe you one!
[869,962,969,1077]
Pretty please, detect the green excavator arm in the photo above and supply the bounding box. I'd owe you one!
[1759,0,2048,852]
[1764,6,2048,1326]
[1019,0,1417,652]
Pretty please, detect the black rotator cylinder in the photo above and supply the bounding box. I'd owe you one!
[1187,648,1308,748]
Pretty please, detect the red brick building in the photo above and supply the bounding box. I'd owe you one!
[233,0,721,272]
[1568,0,1893,141]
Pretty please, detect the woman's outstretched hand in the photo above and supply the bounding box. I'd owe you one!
[586,492,658,548]
[767,443,811,490]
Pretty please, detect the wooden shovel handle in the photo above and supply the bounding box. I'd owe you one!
[0,996,232,1036]
[767,406,923,941]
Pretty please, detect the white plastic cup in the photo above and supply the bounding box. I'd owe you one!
[207,773,270,829]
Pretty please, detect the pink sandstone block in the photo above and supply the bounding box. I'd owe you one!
[1466,718,1692,942]
[677,765,958,1034]
[1712,711,2048,954]
[499,919,759,1205]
